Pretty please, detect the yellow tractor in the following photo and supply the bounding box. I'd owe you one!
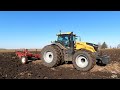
[41,32,110,71]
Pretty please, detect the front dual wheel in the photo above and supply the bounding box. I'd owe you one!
[72,51,95,71]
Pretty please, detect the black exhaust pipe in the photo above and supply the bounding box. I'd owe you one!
[70,32,74,54]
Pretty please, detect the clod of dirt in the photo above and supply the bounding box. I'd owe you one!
[111,71,117,74]
[28,73,32,76]
[43,76,48,79]
[59,64,73,68]
[51,68,56,71]
[12,57,16,59]
[90,62,120,74]
[70,68,73,70]
[111,74,118,78]
[32,60,42,64]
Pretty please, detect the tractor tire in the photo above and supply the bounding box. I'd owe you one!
[21,56,28,64]
[41,45,61,67]
[72,51,95,71]
[52,45,64,64]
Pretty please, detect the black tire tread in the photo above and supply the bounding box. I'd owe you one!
[52,45,64,64]
[51,45,62,66]
[41,45,61,67]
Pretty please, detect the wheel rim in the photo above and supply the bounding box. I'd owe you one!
[75,55,88,68]
[43,51,53,63]
[21,57,26,64]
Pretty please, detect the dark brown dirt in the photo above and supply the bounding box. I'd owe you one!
[100,49,120,62]
[0,50,120,79]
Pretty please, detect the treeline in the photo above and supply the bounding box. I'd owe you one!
[98,42,120,49]
[0,48,6,50]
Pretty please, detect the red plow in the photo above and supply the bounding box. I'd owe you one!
[15,49,40,64]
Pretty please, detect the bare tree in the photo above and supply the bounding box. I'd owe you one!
[117,44,120,49]
[97,42,102,49]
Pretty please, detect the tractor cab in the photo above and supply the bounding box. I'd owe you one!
[56,32,76,48]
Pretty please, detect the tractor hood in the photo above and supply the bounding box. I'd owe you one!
[75,41,98,52]
[86,42,98,51]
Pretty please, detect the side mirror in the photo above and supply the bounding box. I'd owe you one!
[51,41,56,43]
[79,36,81,41]
[75,36,81,41]
[77,36,81,41]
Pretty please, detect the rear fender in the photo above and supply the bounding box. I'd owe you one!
[51,43,66,50]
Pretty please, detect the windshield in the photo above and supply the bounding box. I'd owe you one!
[57,34,79,47]
[57,35,69,47]
[57,35,69,42]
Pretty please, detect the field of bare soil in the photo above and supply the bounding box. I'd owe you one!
[0,49,120,79]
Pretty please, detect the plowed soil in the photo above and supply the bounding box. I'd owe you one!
[0,49,120,79]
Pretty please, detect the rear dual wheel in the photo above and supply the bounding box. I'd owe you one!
[41,45,61,67]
